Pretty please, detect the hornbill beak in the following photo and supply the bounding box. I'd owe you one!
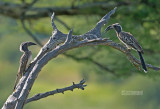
[27,42,37,46]
[104,25,114,32]
[20,42,36,52]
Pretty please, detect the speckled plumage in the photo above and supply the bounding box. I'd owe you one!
[105,23,147,72]
[14,42,36,90]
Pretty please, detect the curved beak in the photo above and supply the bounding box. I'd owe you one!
[27,42,36,46]
[104,25,113,32]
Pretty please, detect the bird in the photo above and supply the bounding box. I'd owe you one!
[13,42,36,90]
[105,23,147,73]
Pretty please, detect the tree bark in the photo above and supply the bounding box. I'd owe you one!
[1,7,159,109]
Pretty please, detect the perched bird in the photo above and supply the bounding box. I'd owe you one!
[14,42,36,90]
[105,23,147,72]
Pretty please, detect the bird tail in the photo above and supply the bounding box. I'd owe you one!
[13,73,21,91]
[137,51,147,73]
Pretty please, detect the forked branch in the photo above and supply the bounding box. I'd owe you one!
[25,79,86,104]
[2,7,159,109]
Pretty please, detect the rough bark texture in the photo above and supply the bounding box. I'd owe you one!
[25,79,86,104]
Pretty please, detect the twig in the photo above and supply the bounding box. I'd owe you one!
[25,79,86,104]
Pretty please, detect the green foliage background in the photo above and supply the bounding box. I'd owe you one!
[0,0,160,109]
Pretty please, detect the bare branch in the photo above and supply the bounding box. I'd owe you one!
[2,7,160,109]
[102,40,160,71]
[13,8,117,109]
[51,12,57,30]
[21,13,115,75]
[25,79,86,104]
[0,1,129,20]
[21,16,116,75]
[64,29,73,44]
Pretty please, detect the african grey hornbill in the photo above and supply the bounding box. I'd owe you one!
[105,23,147,72]
[13,42,36,90]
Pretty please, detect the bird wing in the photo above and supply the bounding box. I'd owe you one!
[18,51,30,75]
[14,51,31,90]
[119,32,144,53]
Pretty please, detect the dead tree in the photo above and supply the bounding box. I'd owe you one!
[2,7,159,109]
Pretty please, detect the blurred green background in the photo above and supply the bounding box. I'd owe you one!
[0,0,160,109]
